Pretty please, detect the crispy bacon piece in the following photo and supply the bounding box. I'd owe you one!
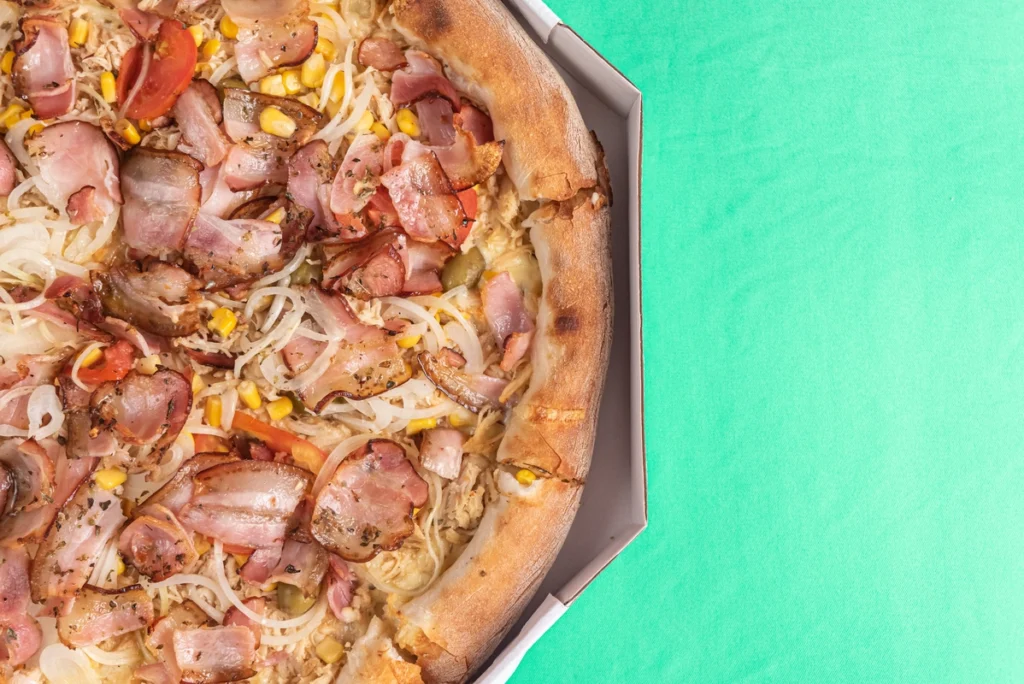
[173,626,257,684]
[140,453,239,515]
[199,162,257,218]
[239,538,327,596]
[57,584,154,648]
[121,147,203,259]
[91,369,192,449]
[322,229,407,298]
[13,17,76,119]
[234,18,318,85]
[177,461,313,549]
[0,439,54,514]
[328,132,387,236]
[222,88,322,148]
[390,50,460,108]
[59,375,117,459]
[27,122,122,224]
[120,504,198,581]
[358,37,407,71]
[419,427,466,480]
[221,144,289,191]
[223,597,264,648]
[173,80,230,167]
[288,139,343,240]
[408,101,504,190]
[481,271,535,371]
[93,261,203,337]
[417,351,509,413]
[380,145,470,248]
[30,481,125,604]
[326,554,354,619]
[144,600,213,683]
[0,450,96,547]
[311,440,428,562]
[0,547,41,666]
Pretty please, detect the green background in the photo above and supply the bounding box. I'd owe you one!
[514,0,1024,682]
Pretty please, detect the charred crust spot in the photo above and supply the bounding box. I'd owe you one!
[402,0,453,40]
[554,313,579,333]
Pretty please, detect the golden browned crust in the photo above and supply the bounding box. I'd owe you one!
[391,475,582,683]
[391,0,601,202]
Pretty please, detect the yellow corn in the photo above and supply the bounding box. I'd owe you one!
[1,51,13,75]
[315,37,337,62]
[328,77,345,103]
[481,270,498,282]
[396,108,420,137]
[354,110,374,134]
[26,123,42,137]
[191,373,206,395]
[292,442,321,473]
[238,380,261,409]
[68,18,89,48]
[219,15,239,39]
[515,468,537,486]
[137,354,161,375]
[301,53,326,89]
[201,38,221,60]
[370,121,390,141]
[232,552,250,567]
[138,118,153,132]
[204,396,223,428]
[282,69,303,95]
[187,25,204,47]
[264,207,286,224]
[448,408,475,428]
[0,103,25,130]
[406,417,437,436]
[266,396,293,421]
[79,346,104,368]
[298,93,319,107]
[99,71,117,103]
[259,106,297,138]
[116,555,125,575]
[316,637,344,664]
[396,333,421,349]
[194,62,208,75]
[207,307,237,337]
[193,534,211,556]
[95,468,127,490]
[259,73,287,97]
[115,119,141,145]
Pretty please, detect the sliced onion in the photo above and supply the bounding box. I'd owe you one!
[39,644,99,684]
[209,56,238,87]
[221,387,238,433]
[71,342,107,391]
[80,643,140,667]
[260,598,328,647]
[27,384,64,440]
[381,297,447,349]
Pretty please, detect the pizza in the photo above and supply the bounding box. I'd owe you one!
[0,0,611,682]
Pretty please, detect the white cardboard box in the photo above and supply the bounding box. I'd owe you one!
[476,2,646,681]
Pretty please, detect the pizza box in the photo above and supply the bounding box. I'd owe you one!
[475,2,646,681]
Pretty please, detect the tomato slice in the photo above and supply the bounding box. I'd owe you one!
[231,412,326,473]
[457,187,478,221]
[192,433,230,454]
[77,340,136,386]
[117,18,197,120]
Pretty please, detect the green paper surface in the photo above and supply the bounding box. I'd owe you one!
[512,0,1024,681]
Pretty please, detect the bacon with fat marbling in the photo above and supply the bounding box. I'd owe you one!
[13,17,75,119]
[358,37,407,71]
[57,584,154,648]
[173,80,230,167]
[223,597,264,648]
[144,600,213,683]
[0,547,41,666]
[173,625,257,684]
[328,132,387,236]
[239,538,327,596]
[91,369,192,449]
[120,504,198,581]
[390,50,460,108]
[234,19,317,84]
[0,448,96,547]
[417,351,509,413]
[0,439,55,514]
[481,271,535,371]
[140,452,238,515]
[93,261,203,337]
[419,427,466,480]
[380,144,470,248]
[120,147,203,259]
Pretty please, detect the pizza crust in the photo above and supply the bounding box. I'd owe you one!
[391,0,600,202]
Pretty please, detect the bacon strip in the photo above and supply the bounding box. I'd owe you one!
[235,19,317,84]
[141,453,239,515]
[173,626,257,684]
[239,538,327,595]
[121,147,203,259]
[380,145,470,248]
[92,369,192,449]
[390,50,460,108]
[0,547,41,666]
[0,450,96,547]
[173,80,230,167]
[13,17,76,119]
[93,261,203,338]
[0,439,55,514]
[328,132,386,232]
[358,37,407,71]
[417,351,509,413]
[120,504,198,581]
[419,427,465,480]
[481,271,535,371]
[144,600,212,682]
[57,584,154,648]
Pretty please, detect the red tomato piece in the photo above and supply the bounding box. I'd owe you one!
[117,19,197,120]
[77,340,136,385]
[231,412,326,473]
[457,187,477,221]
[193,434,230,454]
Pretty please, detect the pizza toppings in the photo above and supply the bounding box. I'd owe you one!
[144,600,212,681]
[0,547,42,666]
[234,19,318,83]
[390,50,460,108]
[358,37,407,71]
[119,504,198,581]
[13,17,76,119]
[419,427,466,479]
[27,122,122,225]
[173,80,231,167]
[0,449,96,547]
[328,132,386,234]
[239,538,328,595]
[93,262,203,337]
[418,350,509,413]
[0,439,54,514]
[222,88,322,148]
[311,439,428,561]
[91,369,192,448]
[380,145,471,248]
[223,597,265,648]
[117,18,197,120]
[141,452,239,514]
[482,271,535,371]
[178,460,313,549]
[172,625,257,684]
[120,147,203,259]
[57,584,155,648]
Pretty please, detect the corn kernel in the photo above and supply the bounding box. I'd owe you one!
[194,62,207,75]
[396,108,420,137]
[232,552,250,567]
[187,25,204,47]
[115,119,141,145]
[0,103,25,130]
[201,38,221,60]
[18,109,31,121]
[263,207,286,224]
[205,396,222,428]
[99,71,117,103]
[316,637,344,664]
[448,408,475,428]
[219,15,239,39]
[259,106,297,138]
[79,346,104,368]
[1,51,13,75]
[481,270,498,282]
[207,307,237,337]
[298,92,319,107]
[300,52,326,89]
[328,76,346,104]
[138,118,153,132]
[266,396,293,421]
[191,373,206,395]
[292,442,322,472]
[193,534,211,556]
[282,69,303,94]
[354,110,374,134]
[68,18,89,48]
[406,417,437,436]
[515,468,537,486]
[95,468,127,490]
[413,507,421,516]
[259,74,287,97]
[116,555,125,575]
[315,37,337,62]
[26,123,42,137]
[137,354,161,375]
[370,121,389,141]
[396,334,421,349]
[237,380,262,410]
